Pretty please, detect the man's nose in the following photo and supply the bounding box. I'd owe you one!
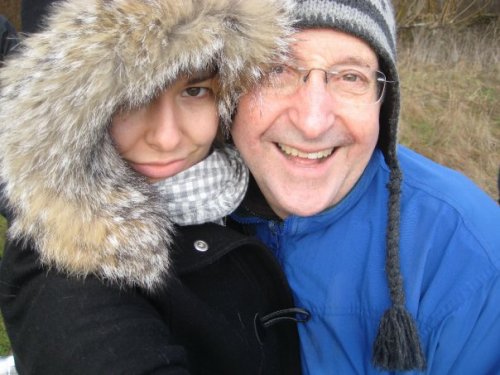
[145,105,182,151]
[288,70,335,139]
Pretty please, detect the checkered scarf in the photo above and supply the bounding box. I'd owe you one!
[154,145,249,225]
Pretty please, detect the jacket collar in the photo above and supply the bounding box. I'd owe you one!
[171,223,268,275]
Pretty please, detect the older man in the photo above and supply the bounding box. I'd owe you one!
[231,0,500,373]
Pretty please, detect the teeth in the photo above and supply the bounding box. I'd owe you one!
[278,143,333,159]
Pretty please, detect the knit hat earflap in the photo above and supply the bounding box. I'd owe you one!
[291,0,426,371]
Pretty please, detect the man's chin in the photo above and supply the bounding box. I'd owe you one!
[270,197,337,219]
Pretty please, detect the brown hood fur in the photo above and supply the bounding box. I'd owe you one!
[0,0,294,290]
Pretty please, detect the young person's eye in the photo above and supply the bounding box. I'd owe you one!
[182,87,211,97]
[268,64,286,75]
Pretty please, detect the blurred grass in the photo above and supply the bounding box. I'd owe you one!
[398,19,500,199]
[0,215,9,356]
[0,318,10,356]
[1,0,22,30]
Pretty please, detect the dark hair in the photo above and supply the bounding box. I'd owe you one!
[21,0,56,33]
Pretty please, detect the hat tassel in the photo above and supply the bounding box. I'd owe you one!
[373,164,426,371]
[373,305,426,371]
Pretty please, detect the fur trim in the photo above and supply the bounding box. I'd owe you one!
[0,0,294,290]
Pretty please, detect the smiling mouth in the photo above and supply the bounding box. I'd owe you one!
[278,143,334,160]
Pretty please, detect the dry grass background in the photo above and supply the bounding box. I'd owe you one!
[398,20,499,198]
[0,0,21,30]
[394,0,500,200]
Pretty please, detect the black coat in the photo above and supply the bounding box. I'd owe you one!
[0,222,304,374]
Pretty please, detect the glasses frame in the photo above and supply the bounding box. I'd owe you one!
[262,64,395,105]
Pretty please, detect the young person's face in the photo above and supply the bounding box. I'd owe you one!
[232,29,382,218]
[110,72,218,182]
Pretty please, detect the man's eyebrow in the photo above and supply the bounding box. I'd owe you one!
[292,56,376,69]
[186,69,217,84]
[334,56,375,68]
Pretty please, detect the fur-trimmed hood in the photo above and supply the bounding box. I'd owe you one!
[0,0,294,290]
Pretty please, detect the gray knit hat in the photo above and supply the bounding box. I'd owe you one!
[291,0,426,371]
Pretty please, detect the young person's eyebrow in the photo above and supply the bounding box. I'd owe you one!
[187,69,217,84]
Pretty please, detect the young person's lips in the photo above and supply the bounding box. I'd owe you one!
[130,160,186,180]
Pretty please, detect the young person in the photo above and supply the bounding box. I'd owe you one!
[231,0,500,373]
[0,1,305,374]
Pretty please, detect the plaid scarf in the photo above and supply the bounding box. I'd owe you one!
[154,145,249,225]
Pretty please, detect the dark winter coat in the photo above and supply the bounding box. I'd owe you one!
[0,220,303,374]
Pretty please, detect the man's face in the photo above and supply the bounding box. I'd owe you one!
[232,29,381,218]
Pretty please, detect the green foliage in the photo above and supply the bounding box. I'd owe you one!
[0,319,11,356]
[0,215,11,355]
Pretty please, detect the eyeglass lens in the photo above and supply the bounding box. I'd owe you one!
[262,65,388,104]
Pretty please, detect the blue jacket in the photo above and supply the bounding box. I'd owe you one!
[233,146,500,374]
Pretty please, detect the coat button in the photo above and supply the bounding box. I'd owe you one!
[194,240,209,252]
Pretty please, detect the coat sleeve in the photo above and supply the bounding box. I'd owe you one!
[429,274,500,373]
[0,238,190,375]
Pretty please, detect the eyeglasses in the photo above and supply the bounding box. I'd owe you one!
[261,64,393,105]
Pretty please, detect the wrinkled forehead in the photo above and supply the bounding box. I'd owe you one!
[290,28,380,69]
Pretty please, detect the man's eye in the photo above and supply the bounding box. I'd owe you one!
[342,73,360,82]
[183,87,209,97]
[339,71,367,83]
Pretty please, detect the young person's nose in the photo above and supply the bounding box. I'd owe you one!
[288,70,336,139]
[145,106,182,152]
